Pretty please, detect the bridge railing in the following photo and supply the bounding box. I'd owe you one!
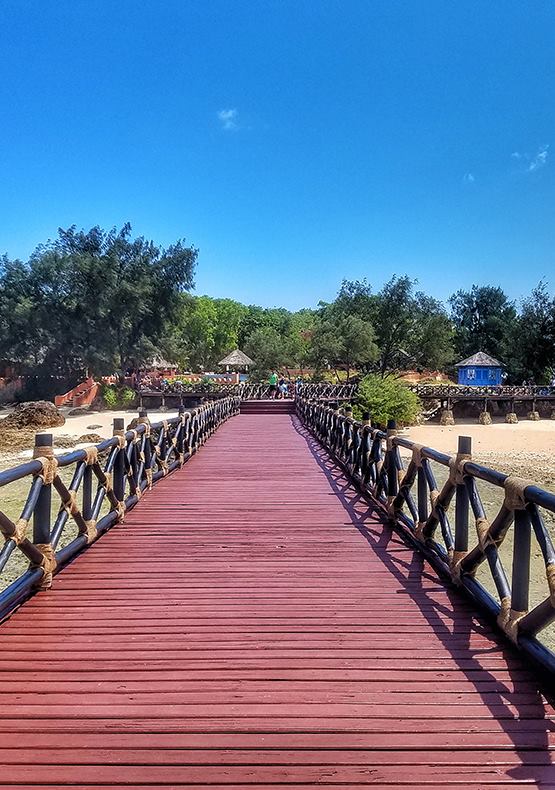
[408,383,555,398]
[297,397,555,676]
[139,381,357,401]
[0,396,240,620]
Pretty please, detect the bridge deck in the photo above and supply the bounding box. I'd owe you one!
[0,414,553,788]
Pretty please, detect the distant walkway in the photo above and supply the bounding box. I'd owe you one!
[0,413,553,787]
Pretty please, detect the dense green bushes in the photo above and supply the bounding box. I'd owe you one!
[99,384,136,409]
[356,374,421,427]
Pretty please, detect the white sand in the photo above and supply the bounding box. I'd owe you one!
[397,419,555,491]
[399,418,555,455]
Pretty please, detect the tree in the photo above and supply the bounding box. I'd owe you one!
[0,224,198,381]
[510,282,555,383]
[357,374,421,427]
[448,285,517,367]
[309,315,378,381]
[244,326,290,378]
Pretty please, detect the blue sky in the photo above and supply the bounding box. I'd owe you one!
[1,1,554,310]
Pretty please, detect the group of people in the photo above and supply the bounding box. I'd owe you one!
[267,371,289,398]
[267,373,305,399]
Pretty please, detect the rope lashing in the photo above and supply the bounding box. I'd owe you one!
[448,452,471,486]
[102,471,113,493]
[83,446,98,466]
[411,443,425,468]
[145,467,153,489]
[476,516,492,550]
[449,549,468,583]
[114,502,126,523]
[83,519,98,545]
[497,596,526,643]
[62,490,79,517]
[503,476,532,511]
[429,488,440,510]
[2,517,29,545]
[32,445,58,485]
[32,543,57,589]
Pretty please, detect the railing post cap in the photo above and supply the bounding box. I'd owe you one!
[35,432,53,446]
[458,435,472,454]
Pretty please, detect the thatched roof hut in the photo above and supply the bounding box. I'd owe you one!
[218,349,254,370]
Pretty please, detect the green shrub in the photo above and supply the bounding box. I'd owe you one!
[357,374,421,427]
[100,383,137,409]
[119,387,136,408]
[101,384,118,409]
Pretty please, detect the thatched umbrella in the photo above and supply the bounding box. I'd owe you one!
[218,349,254,372]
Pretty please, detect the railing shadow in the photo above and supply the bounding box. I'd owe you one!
[291,415,554,781]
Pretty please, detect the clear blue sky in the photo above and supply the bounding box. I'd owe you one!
[1,1,554,310]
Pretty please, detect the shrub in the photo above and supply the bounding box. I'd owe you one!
[357,374,421,427]
[99,383,137,409]
[119,387,136,408]
[101,384,118,409]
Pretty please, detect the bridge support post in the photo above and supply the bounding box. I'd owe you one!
[112,418,127,510]
[505,399,518,423]
[386,419,398,517]
[440,409,454,425]
[478,399,492,424]
[453,436,471,577]
[32,433,56,589]
[528,398,540,420]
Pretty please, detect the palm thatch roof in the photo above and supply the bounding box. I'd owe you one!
[149,355,178,369]
[218,349,254,367]
[455,352,503,368]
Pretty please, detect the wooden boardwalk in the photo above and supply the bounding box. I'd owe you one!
[0,412,554,787]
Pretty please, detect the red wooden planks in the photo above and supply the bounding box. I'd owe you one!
[0,412,553,787]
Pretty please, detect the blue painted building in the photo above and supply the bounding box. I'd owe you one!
[455,352,503,386]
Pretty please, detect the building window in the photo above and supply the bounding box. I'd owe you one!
[467,368,476,380]
[488,369,497,380]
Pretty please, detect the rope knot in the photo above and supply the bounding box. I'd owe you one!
[33,543,57,589]
[83,447,98,466]
[503,476,532,511]
[411,443,424,468]
[448,452,471,486]
[33,453,58,485]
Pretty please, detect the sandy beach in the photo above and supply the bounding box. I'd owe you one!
[398,418,555,491]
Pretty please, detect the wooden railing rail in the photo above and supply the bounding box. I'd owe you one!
[296,396,555,678]
[138,381,357,401]
[0,396,240,620]
[409,383,555,399]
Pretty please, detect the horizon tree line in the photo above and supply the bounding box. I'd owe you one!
[0,224,554,397]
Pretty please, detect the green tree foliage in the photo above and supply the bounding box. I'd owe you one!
[357,374,421,427]
[509,282,555,383]
[317,277,454,377]
[0,225,197,380]
[244,326,290,378]
[310,316,378,380]
[448,285,517,365]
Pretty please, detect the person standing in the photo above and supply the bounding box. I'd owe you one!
[268,370,278,398]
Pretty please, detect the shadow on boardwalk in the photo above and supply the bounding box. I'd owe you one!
[292,415,554,784]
